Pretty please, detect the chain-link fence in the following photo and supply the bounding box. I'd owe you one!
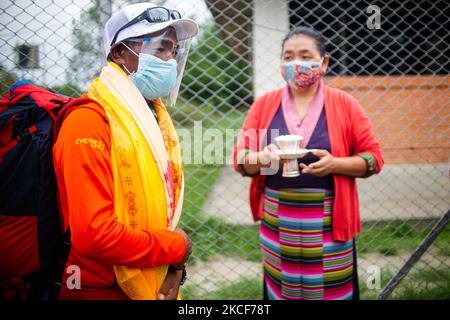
[1,0,448,300]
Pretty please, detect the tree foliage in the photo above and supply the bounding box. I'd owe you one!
[181,24,253,110]
[67,2,253,109]
[67,0,103,84]
[0,64,18,96]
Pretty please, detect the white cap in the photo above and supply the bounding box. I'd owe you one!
[103,2,199,58]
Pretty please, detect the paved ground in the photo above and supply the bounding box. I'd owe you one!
[202,164,449,224]
[187,256,261,293]
[186,250,449,296]
[191,164,449,298]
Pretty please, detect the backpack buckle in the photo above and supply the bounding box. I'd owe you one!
[17,125,37,141]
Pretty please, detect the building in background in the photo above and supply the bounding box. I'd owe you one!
[0,0,92,87]
[206,0,449,165]
[0,0,211,90]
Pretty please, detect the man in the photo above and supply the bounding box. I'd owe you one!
[53,3,198,300]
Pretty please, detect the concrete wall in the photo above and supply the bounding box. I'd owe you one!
[252,0,289,97]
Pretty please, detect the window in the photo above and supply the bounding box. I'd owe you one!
[16,44,39,69]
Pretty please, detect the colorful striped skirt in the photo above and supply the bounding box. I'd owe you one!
[260,187,356,300]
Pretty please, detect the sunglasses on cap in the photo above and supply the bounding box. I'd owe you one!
[111,6,182,46]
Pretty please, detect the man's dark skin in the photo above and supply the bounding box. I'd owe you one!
[109,26,192,300]
[110,27,178,71]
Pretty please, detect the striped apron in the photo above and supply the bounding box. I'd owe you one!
[260,187,355,300]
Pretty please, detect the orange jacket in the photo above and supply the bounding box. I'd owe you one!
[53,101,186,299]
[233,85,384,242]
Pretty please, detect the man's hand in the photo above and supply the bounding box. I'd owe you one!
[157,268,184,300]
[300,149,336,177]
[172,228,192,270]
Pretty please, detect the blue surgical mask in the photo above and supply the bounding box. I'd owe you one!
[123,44,178,100]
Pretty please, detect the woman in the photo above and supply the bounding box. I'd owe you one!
[233,27,383,300]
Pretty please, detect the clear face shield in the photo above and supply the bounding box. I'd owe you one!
[127,28,192,106]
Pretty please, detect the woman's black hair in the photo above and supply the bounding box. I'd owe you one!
[282,26,327,57]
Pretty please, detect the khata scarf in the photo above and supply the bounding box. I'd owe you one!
[87,62,184,299]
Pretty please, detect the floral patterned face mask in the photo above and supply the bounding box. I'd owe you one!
[281,57,324,91]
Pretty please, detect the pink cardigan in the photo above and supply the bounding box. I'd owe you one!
[233,84,384,241]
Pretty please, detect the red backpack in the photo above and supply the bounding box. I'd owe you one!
[0,81,95,300]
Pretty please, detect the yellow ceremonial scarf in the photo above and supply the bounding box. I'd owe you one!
[87,62,184,299]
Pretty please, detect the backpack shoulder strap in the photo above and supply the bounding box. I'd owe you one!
[0,81,73,122]
[0,124,38,165]
[53,98,107,144]
[50,228,71,300]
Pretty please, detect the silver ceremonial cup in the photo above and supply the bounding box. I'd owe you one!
[275,135,304,177]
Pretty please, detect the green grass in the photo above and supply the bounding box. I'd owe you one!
[181,216,261,265]
[171,102,449,300]
[356,219,450,257]
[180,164,449,298]
[179,164,261,266]
[394,267,450,300]
[360,266,450,300]
[172,103,260,266]
[182,164,223,215]
[172,99,245,129]
[183,267,449,300]
[180,161,449,293]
